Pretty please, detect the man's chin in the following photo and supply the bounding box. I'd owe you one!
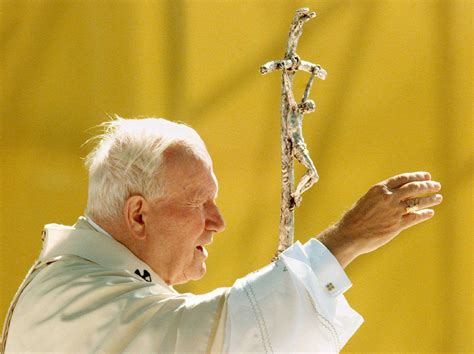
[184,263,207,283]
[192,262,207,280]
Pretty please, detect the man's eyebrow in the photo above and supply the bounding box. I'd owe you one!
[190,186,218,200]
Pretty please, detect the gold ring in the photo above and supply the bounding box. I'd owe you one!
[405,198,419,213]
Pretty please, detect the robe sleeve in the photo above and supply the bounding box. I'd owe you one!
[222,239,364,353]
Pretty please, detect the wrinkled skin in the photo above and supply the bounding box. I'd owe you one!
[100,144,226,285]
[317,171,443,268]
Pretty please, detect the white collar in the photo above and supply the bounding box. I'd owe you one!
[39,216,177,294]
[84,215,113,238]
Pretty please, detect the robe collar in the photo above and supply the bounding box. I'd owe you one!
[39,216,177,294]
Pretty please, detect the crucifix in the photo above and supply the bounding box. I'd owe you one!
[260,8,327,259]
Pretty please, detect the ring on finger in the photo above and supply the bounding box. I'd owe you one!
[404,198,419,213]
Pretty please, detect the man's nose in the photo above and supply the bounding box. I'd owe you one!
[206,205,226,233]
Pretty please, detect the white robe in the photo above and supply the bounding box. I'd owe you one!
[2,217,363,353]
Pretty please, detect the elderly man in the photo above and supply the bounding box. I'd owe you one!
[1,117,443,353]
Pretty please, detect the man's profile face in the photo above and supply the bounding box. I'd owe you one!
[145,145,225,285]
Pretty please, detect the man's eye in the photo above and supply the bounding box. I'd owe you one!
[194,202,205,209]
[188,199,209,209]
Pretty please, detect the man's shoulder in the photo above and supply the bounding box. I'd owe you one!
[5,256,226,353]
[30,255,146,290]
[13,256,166,328]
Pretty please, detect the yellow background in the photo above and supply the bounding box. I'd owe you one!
[1,0,472,352]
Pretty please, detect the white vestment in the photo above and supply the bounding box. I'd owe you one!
[2,217,363,353]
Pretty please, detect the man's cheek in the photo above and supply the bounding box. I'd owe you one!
[186,217,205,234]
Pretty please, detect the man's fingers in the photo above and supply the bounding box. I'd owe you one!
[401,194,443,214]
[385,172,431,189]
[397,180,442,199]
[401,209,435,230]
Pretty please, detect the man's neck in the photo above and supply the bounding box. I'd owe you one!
[84,215,116,238]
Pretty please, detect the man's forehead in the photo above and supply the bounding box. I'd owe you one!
[186,170,219,196]
[163,153,218,195]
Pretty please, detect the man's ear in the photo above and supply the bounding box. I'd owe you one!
[124,195,148,240]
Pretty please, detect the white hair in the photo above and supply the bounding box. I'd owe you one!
[84,116,210,221]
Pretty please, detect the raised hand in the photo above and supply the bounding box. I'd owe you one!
[317,172,443,268]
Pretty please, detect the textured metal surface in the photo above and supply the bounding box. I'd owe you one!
[260,8,326,259]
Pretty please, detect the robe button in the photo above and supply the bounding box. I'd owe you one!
[326,282,335,291]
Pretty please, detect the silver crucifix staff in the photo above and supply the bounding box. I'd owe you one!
[260,8,327,259]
